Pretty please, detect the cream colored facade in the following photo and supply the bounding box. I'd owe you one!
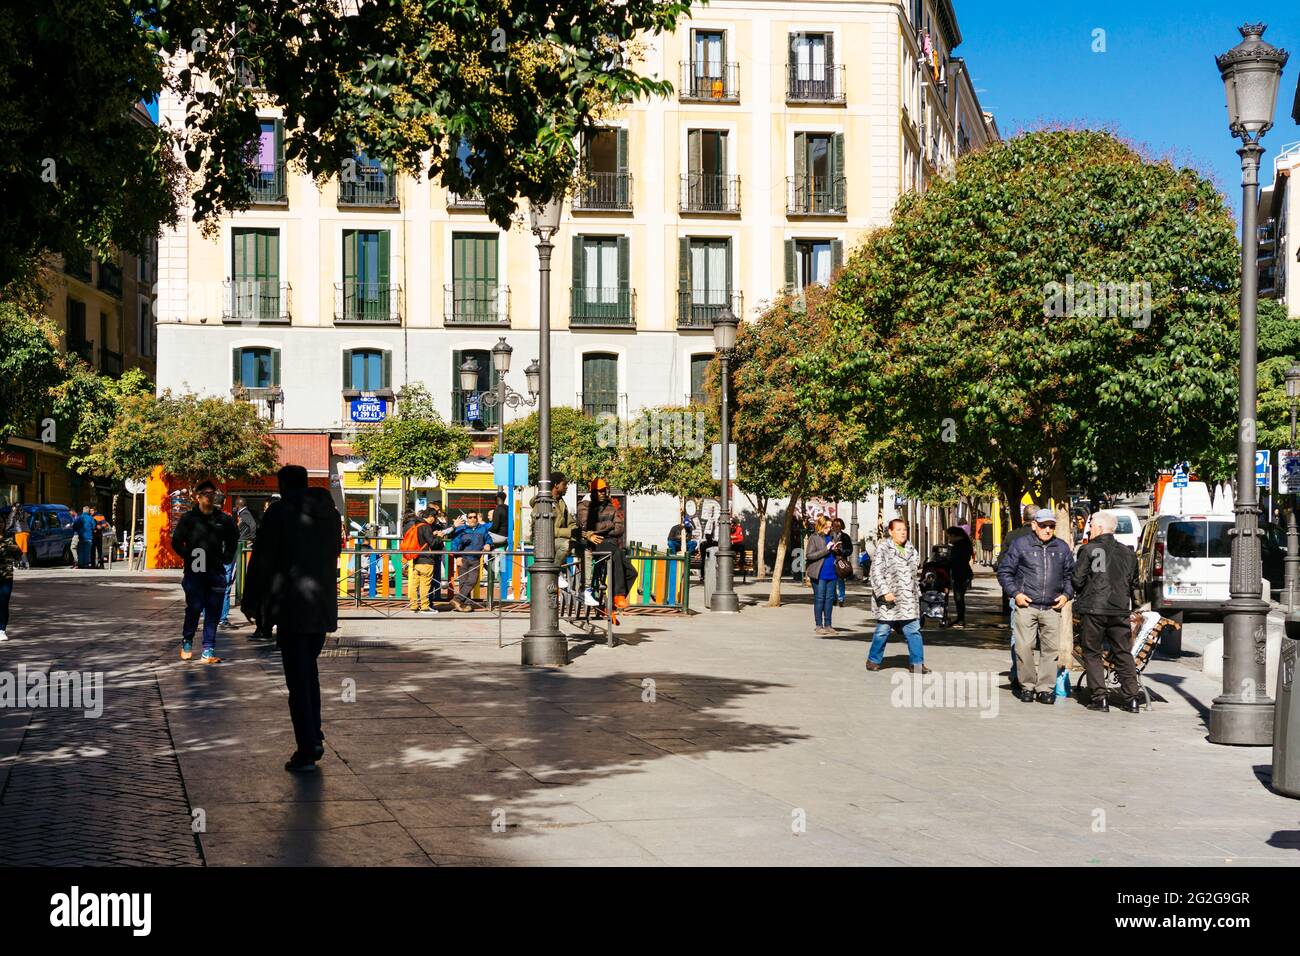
[154,0,996,535]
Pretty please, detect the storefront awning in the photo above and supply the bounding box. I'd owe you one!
[275,433,330,476]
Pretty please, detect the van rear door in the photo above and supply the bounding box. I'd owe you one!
[1163,519,1209,601]
[1204,520,1234,602]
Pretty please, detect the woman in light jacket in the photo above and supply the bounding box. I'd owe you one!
[866,517,929,672]
[805,515,841,635]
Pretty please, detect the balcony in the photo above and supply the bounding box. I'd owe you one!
[786,64,846,104]
[444,283,510,326]
[64,248,92,283]
[246,162,287,204]
[679,173,741,214]
[579,390,621,418]
[787,176,847,216]
[570,287,635,327]
[574,171,633,212]
[222,279,292,324]
[67,338,94,364]
[334,282,402,324]
[99,347,123,377]
[338,166,397,206]
[231,386,285,427]
[96,260,122,297]
[451,389,499,428]
[447,188,486,210]
[677,291,743,330]
[679,62,739,102]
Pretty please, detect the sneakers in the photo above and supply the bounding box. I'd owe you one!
[180,639,193,661]
[557,575,570,590]
[613,594,629,610]
[0,629,7,642]
[199,649,223,664]
[219,619,231,627]
[581,588,601,608]
[284,751,318,773]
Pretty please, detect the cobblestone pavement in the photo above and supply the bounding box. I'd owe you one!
[4,565,1300,866]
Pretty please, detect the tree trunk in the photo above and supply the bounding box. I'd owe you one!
[876,483,885,537]
[755,494,769,578]
[1047,447,1072,544]
[997,474,1024,529]
[768,473,805,607]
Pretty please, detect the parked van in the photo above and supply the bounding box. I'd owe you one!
[1082,507,1143,550]
[0,504,76,565]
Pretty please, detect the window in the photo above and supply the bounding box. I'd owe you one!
[248,118,286,202]
[448,233,504,324]
[229,228,282,321]
[790,131,846,214]
[232,347,280,389]
[684,29,736,100]
[340,229,392,322]
[339,153,395,205]
[689,354,712,405]
[678,237,733,327]
[139,301,153,357]
[451,348,499,427]
[682,130,737,212]
[789,33,839,101]
[342,348,391,391]
[582,353,619,417]
[784,239,844,292]
[571,235,632,325]
[66,298,88,358]
[578,129,630,210]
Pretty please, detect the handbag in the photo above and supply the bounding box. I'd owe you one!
[834,555,853,579]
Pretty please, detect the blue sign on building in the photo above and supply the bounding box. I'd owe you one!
[467,393,481,422]
[349,396,387,423]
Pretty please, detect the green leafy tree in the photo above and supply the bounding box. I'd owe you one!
[50,365,153,477]
[0,303,64,443]
[501,405,617,488]
[612,404,718,547]
[814,129,1240,519]
[352,383,472,497]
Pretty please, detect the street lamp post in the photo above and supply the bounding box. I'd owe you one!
[458,340,539,454]
[710,305,740,613]
[522,196,567,666]
[1286,365,1300,631]
[1211,23,1288,745]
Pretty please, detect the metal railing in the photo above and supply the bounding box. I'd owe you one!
[99,347,123,376]
[680,61,740,101]
[334,282,401,323]
[68,338,94,363]
[580,389,619,417]
[233,386,284,426]
[64,248,91,282]
[444,282,509,325]
[678,290,743,329]
[247,162,288,203]
[339,166,397,206]
[787,175,847,215]
[786,63,846,103]
[447,188,486,209]
[574,170,633,211]
[679,173,740,213]
[570,287,635,326]
[223,279,292,323]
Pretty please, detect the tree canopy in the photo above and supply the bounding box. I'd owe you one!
[352,383,472,484]
[0,303,64,443]
[501,405,617,488]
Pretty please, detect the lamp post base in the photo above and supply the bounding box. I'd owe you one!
[709,591,741,613]
[1209,599,1274,744]
[521,632,568,667]
[521,564,568,666]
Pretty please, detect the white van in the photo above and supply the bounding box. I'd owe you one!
[1082,508,1142,550]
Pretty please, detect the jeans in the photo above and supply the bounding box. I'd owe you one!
[181,569,226,653]
[835,575,847,604]
[813,577,837,627]
[219,560,236,622]
[868,618,925,666]
[0,578,12,630]
[279,631,327,756]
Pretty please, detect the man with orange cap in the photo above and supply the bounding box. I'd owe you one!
[575,477,632,610]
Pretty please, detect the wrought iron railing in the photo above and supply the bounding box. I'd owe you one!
[677,291,742,329]
[247,162,288,203]
[444,282,509,325]
[335,282,401,323]
[96,261,122,297]
[679,173,740,213]
[679,61,739,101]
[99,348,123,377]
[574,171,632,211]
[222,279,292,323]
[786,175,847,215]
[339,166,397,206]
[787,63,846,103]
[447,188,486,209]
[570,287,635,326]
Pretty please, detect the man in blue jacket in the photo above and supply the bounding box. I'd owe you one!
[445,512,492,611]
[996,508,1074,704]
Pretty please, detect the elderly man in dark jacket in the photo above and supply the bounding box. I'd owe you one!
[242,465,343,772]
[997,508,1074,704]
[1072,510,1141,713]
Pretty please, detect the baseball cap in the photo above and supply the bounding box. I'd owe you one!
[1032,508,1056,524]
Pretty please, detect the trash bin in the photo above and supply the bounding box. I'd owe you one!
[1273,637,1300,796]
[703,549,718,607]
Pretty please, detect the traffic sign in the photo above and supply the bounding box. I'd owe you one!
[711,443,736,481]
[1172,466,1188,489]
[1281,450,1300,494]
[1257,450,1272,488]
[125,478,146,495]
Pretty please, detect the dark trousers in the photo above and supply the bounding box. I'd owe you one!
[1078,612,1141,702]
[279,631,327,756]
[76,539,92,569]
[952,575,971,623]
[0,578,12,630]
[589,541,628,598]
[181,569,225,652]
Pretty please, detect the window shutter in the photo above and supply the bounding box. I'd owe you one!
[826,33,835,71]
[571,235,585,318]
[832,133,846,210]
[451,349,463,421]
[378,230,391,318]
[724,239,733,295]
[382,350,392,389]
[616,128,629,206]
[678,237,690,322]
[342,349,353,389]
[794,131,807,183]
[831,239,844,272]
[617,236,629,290]
[784,240,796,294]
[264,229,279,283]
[233,348,242,386]
[273,118,285,164]
[233,230,249,279]
[688,129,702,177]
[271,347,281,386]
[343,230,357,284]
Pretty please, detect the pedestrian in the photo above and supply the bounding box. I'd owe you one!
[575,477,630,609]
[1000,504,1038,691]
[529,471,574,584]
[219,496,257,627]
[0,507,23,641]
[805,515,840,635]
[978,519,994,566]
[831,517,853,607]
[487,491,509,548]
[667,515,698,556]
[407,509,445,613]
[71,505,95,569]
[10,504,30,570]
[1072,510,1142,713]
[92,509,109,566]
[945,525,975,628]
[170,480,238,663]
[445,511,491,611]
[996,507,1074,704]
[241,465,343,772]
[866,518,929,672]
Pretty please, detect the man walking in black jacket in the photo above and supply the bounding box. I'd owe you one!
[171,480,238,663]
[1072,511,1141,713]
[241,466,344,772]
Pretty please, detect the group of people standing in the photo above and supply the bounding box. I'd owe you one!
[400,499,500,613]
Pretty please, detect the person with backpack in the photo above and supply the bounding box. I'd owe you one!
[405,509,446,613]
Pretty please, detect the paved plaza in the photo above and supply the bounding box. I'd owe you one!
[1,566,1299,866]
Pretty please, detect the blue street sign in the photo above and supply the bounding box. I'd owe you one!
[349,396,387,423]
[467,393,481,421]
[1256,450,1271,488]
[1172,468,1188,489]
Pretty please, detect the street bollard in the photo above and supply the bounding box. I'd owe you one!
[1272,637,1300,796]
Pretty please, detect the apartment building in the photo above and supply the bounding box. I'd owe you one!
[154,0,997,536]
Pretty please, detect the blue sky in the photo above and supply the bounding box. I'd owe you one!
[954,1,1300,199]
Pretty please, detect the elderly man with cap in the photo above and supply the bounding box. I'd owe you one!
[996,507,1075,703]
